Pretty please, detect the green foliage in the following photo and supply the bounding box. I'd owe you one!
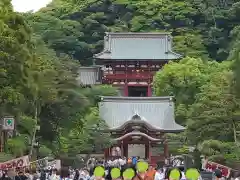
[0,0,118,159]
[2,0,240,164]
[154,56,240,164]
[7,135,29,156]
[198,140,240,163]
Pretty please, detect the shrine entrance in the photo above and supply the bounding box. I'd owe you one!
[127,144,145,158]
[128,86,148,97]
[110,128,166,162]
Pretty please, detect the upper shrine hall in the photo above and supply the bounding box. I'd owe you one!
[78,32,184,164]
[77,32,182,95]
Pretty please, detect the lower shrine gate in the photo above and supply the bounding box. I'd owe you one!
[98,96,185,165]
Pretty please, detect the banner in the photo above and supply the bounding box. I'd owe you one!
[0,156,29,170]
[203,160,231,178]
[30,158,48,170]
[46,160,61,170]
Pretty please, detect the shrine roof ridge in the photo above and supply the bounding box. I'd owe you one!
[94,31,182,60]
[78,66,101,69]
[106,32,171,36]
[100,96,174,102]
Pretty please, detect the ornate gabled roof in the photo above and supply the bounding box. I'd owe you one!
[94,32,182,60]
[99,96,185,132]
[109,114,158,131]
[114,130,161,141]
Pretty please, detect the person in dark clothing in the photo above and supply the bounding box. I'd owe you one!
[15,171,28,180]
[73,170,80,180]
[105,166,112,180]
[0,171,12,180]
[214,169,222,180]
[40,170,47,180]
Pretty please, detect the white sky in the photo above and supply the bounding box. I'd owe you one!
[11,0,52,12]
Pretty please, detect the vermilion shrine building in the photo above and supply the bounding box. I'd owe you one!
[78,32,185,164]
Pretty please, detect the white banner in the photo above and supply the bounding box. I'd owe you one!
[47,160,61,170]
[0,156,29,170]
[30,158,48,170]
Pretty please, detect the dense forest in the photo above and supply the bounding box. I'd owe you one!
[1,0,240,167]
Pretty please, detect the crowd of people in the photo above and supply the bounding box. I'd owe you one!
[0,157,239,180]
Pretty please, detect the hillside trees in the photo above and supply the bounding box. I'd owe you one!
[34,0,240,63]
[154,57,240,164]
[24,0,211,65]
[0,0,117,159]
[3,0,240,163]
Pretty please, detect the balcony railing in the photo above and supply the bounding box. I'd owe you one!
[104,73,153,80]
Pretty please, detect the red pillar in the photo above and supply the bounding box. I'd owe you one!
[145,143,148,159]
[121,141,124,157]
[147,85,152,97]
[104,148,109,159]
[148,142,151,162]
[125,143,128,158]
[164,139,169,158]
[124,84,128,96]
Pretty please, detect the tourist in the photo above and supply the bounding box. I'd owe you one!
[164,168,182,180]
[0,171,12,180]
[25,169,33,180]
[154,167,164,180]
[146,165,156,180]
[178,166,186,180]
[7,169,16,180]
[214,169,223,180]
[15,170,28,180]
[90,166,105,180]
[121,164,136,180]
[119,157,126,169]
[73,169,79,180]
[235,172,240,180]
[80,168,90,180]
[49,169,59,180]
[132,164,152,180]
[132,157,137,166]
[60,168,72,180]
[127,158,132,164]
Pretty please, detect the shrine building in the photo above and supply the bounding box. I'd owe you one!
[77,32,185,164]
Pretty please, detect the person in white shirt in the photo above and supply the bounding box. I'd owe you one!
[154,167,164,180]
[50,169,60,180]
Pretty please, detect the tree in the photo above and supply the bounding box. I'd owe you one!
[187,63,238,143]
[153,56,240,164]
[154,57,226,125]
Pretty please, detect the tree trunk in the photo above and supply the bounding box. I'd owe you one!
[232,118,238,144]
[29,104,38,160]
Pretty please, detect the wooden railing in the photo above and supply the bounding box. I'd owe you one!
[104,73,153,80]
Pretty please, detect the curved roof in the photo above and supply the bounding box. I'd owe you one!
[94,32,182,60]
[99,96,185,132]
[109,115,162,131]
[114,131,161,141]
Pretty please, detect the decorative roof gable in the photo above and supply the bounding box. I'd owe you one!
[94,32,182,60]
[99,96,185,132]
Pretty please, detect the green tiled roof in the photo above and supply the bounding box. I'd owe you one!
[99,96,185,132]
[94,32,182,60]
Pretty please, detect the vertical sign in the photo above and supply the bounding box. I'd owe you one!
[2,117,15,130]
